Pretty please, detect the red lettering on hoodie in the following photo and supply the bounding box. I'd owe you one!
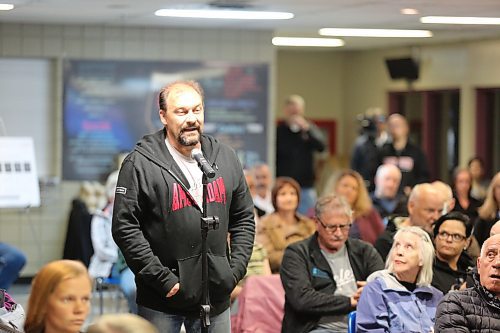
[217,177,227,204]
[171,183,193,212]
[207,183,215,202]
[171,178,226,211]
[172,183,180,211]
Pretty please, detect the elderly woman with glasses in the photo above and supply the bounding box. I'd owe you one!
[356,226,443,333]
[431,212,475,293]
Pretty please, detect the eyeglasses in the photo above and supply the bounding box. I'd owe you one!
[316,217,351,232]
[437,231,467,242]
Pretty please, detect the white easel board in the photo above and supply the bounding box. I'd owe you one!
[0,137,41,208]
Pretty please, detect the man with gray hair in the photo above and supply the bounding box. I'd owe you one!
[375,183,442,260]
[371,164,408,222]
[280,194,383,333]
[435,234,500,331]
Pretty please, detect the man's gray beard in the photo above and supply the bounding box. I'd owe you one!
[177,131,200,146]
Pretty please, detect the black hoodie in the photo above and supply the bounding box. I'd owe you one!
[112,129,255,316]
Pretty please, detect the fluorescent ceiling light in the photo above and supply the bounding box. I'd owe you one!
[421,16,500,25]
[272,37,344,47]
[319,28,432,38]
[0,3,14,10]
[155,9,294,20]
[401,8,419,15]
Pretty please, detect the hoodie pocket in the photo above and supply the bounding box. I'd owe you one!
[208,254,236,303]
[177,255,202,305]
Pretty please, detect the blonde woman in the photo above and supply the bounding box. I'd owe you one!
[326,169,384,244]
[24,260,92,333]
[474,171,500,246]
[356,227,443,333]
[87,314,158,333]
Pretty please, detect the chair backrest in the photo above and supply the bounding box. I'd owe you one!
[231,275,285,333]
[347,310,356,333]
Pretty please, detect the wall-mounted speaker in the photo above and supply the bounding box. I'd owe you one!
[385,57,419,81]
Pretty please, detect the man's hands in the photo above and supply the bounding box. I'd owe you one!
[350,281,367,307]
[166,283,180,298]
[289,115,310,132]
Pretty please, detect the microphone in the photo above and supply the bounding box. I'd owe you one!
[191,148,216,178]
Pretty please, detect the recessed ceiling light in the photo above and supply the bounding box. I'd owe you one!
[421,16,500,25]
[272,37,344,47]
[0,3,14,11]
[319,28,433,38]
[401,8,419,15]
[155,8,294,20]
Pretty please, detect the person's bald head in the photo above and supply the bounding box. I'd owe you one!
[491,220,500,237]
[408,183,443,233]
[283,94,305,118]
[374,164,402,199]
[432,180,456,215]
[477,234,500,297]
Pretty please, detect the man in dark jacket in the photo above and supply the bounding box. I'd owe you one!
[280,194,384,333]
[435,234,500,332]
[276,95,326,215]
[112,80,255,332]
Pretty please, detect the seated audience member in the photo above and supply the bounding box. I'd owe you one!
[326,170,384,245]
[88,173,119,279]
[451,167,482,219]
[491,220,500,236]
[87,313,158,333]
[431,181,455,215]
[0,289,25,331]
[357,227,443,333]
[252,163,274,217]
[375,183,442,261]
[431,212,475,294]
[280,194,384,333]
[468,157,489,201]
[257,177,315,273]
[434,234,500,332]
[370,164,408,223]
[475,171,500,246]
[24,260,92,333]
[0,242,26,290]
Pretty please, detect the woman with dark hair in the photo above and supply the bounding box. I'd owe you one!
[431,212,475,294]
[256,177,315,273]
[451,167,482,220]
[468,157,489,201]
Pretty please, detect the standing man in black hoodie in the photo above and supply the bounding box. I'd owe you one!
[112,80,255,332]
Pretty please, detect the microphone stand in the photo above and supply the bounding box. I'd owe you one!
[200,172,219,332]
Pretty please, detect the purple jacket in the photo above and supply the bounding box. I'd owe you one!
[357,270,443,333]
